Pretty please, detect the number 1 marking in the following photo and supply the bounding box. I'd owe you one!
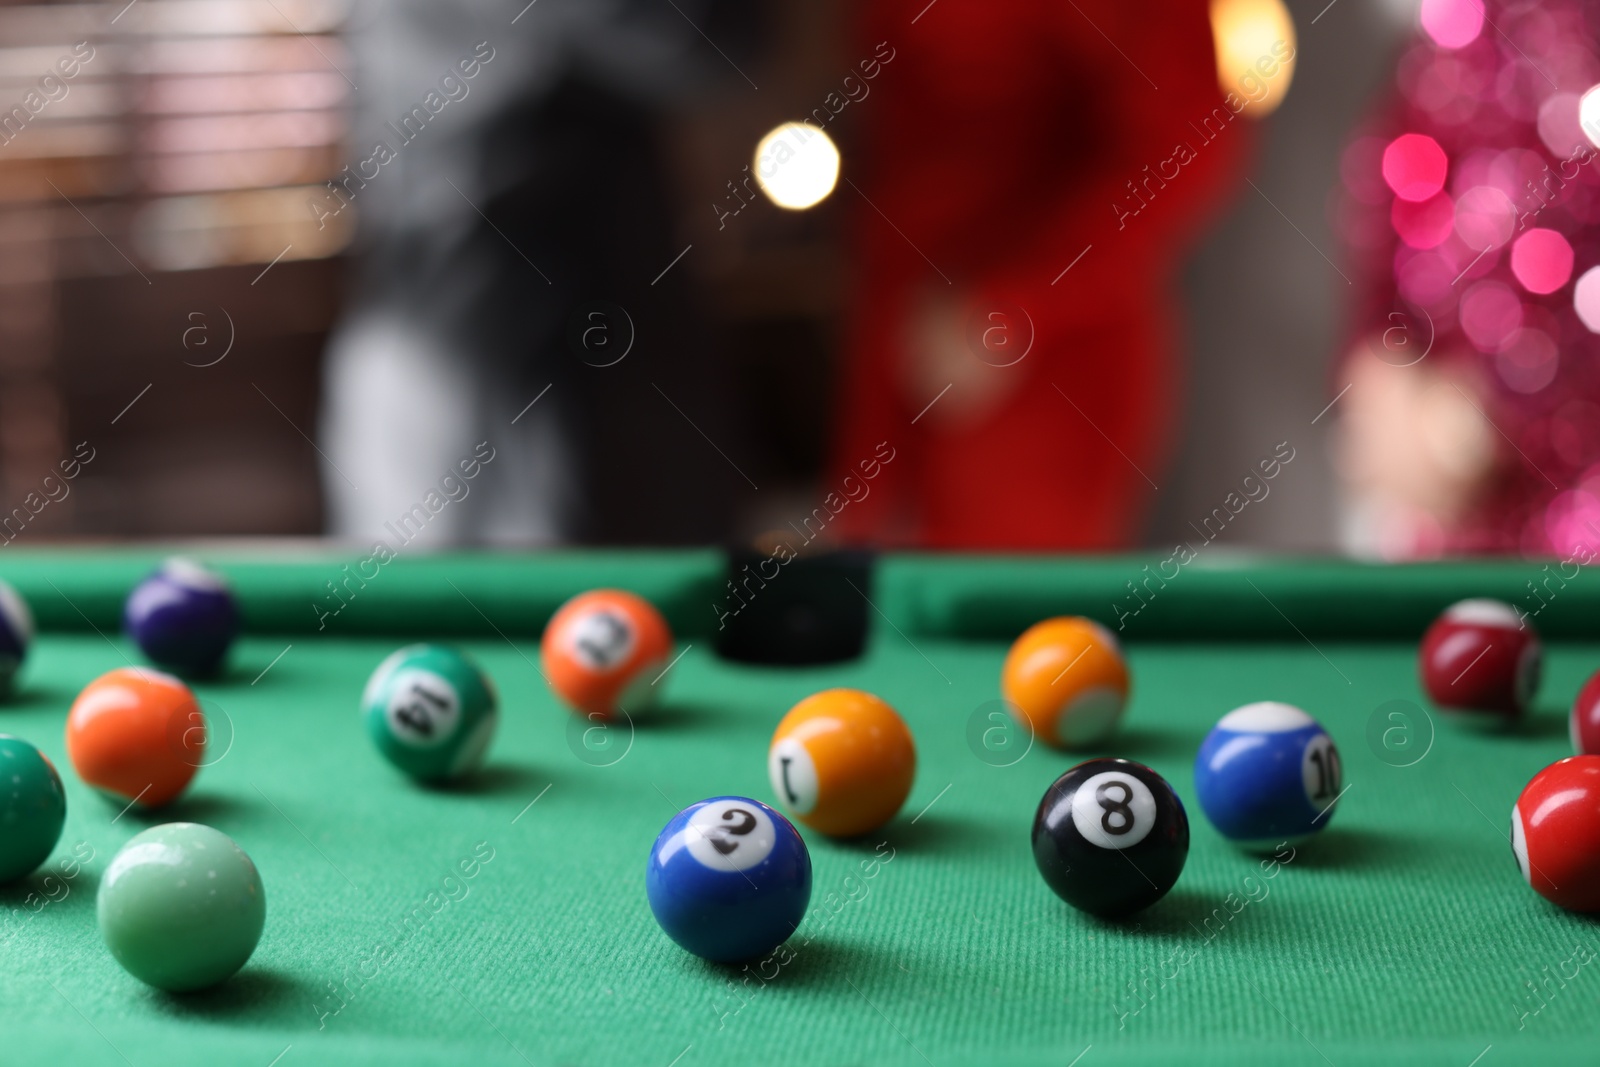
[780,757,798,803]
[411,683,449,710]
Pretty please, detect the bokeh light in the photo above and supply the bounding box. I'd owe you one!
[1496,327,1559,393]
[1458,281,1522,351]
[1209,0,1296,118]
[1383,133,1448,202]
[1396,248,1455,309]
[753,123,841,211]
[1419,0,1485,49]
[1544,489,1600,558]
[1392,192,1455,248]
[1552,403,1600,465]
[1509,228,1575,294]
[1537,93,1586,158]
[1453,185,1517,249]
[1581,84,1600,148]
[1574,266,1600,332]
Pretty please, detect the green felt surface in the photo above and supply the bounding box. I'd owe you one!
[876,553,1600,639]
[0,548,725,637]
[0,553,1597,1066]
[7,547,1599,639]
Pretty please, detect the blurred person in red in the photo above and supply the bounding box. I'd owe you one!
[826,0,1277,549]
[1335,0,1600,560]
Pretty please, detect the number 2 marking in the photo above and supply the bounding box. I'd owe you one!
[709,808,756,855]
[1097,781,1135,835]
[576,612,630,668]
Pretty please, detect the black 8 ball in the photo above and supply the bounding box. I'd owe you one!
[1031,757,1189,918]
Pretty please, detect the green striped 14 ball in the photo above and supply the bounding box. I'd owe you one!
[361,644,498,782]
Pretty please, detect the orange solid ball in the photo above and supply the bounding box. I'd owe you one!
[768,688,916,838]
[540,589,672,720]
[66,667,204,807]
[1001,616,1129,749]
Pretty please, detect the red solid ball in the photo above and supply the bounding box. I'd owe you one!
[1513,756,1600,912]
[1572,669,1600,754]
[1417,599,1540,720]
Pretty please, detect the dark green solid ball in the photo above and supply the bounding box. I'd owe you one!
[0,735,65,882]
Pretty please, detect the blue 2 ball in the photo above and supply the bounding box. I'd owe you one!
[646,796,811,962]
[1194,702,1343,850]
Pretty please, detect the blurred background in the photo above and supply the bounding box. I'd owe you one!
[0,0,1592,558]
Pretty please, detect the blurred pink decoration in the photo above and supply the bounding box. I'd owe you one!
[1384,133,1449,200]
[1510,228,1575,292]
[1341,0,1600,555]
[1543,487,1600,556]
[1393,192,1456,247]
[1453,185,1517,249]
[1573,265,1600,329]
[1421,0,1486,49]
[1459,281,1522,349]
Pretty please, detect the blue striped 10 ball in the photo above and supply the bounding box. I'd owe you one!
[1194,702,1342,849]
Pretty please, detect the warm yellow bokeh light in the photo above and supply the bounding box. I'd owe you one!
[753,122,840,211]
[1210,0,1296,118]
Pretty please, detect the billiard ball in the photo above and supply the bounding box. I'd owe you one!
[1194,702,1342,849]
[124,558,241,677]
[1002,616,1129,748]
[67,667,204,808]
[1031,757,1188,918]
[0,579,33,698]
[99,822,265,990]
[542,589,672,719]
[768,688,916,837]
[1418,598,1540,721]
[361,644,497,783]
[1570,668,1600,754]
[646,796,811,962]
[1512,756,1600,912]
[0,735,65,882]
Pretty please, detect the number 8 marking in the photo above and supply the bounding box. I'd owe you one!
[1069,770,1157,850]
[1096,781,1135,835]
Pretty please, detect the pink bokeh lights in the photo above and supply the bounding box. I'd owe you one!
[1391,192,1456,247]
[1383,133,1449,202]
[1509,228,1575,293]
[1420,0,1486,50]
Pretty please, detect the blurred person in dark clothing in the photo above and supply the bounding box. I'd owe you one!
[320,0,755,546]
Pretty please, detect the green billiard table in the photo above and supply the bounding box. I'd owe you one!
[2,549,1599,1066]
